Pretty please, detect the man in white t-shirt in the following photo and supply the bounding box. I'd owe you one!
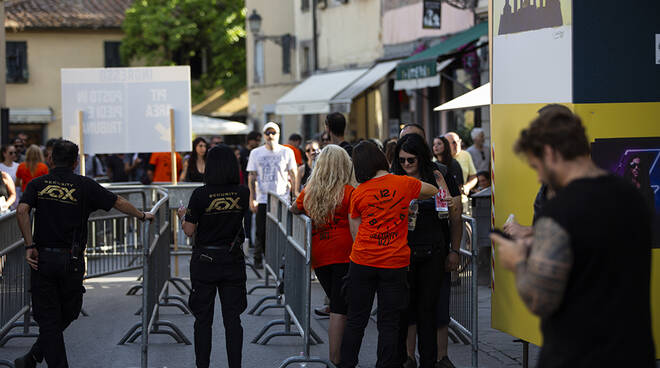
[247,122,298,268]
[445,132,477,195]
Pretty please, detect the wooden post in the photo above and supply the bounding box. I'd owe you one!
[169,108,179,276]
[78,110,85,177]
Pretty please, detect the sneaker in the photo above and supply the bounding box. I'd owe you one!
[435,356,456,368]
[14,353,36,368]
[314,305,330,317]
[403,356,417,368]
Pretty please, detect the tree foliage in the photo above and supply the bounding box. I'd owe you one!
[121,0,246,103]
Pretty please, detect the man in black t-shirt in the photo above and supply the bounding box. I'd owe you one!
[491,111,655,368]
[325,112,353,157]
[14,140,154,368]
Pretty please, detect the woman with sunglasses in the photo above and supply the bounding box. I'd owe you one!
[1,144,19,184]
[291,144,355,365]
[339,141,439,368]
[295,140,320,191]
[391,133,452,368]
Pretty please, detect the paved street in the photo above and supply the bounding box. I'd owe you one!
[0,254,546,368]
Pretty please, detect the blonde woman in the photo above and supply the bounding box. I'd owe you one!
[16,145,48,192]
[290,144,356,365]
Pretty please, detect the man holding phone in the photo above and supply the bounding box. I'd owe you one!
[490,111,655,367]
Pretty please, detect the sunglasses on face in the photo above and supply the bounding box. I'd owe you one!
[8,151,16,155]
[398,157,418,165]
[630,162,640,168]
[306,148,318,153]
[264,131,277,136]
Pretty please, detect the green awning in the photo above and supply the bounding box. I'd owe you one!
[395,22,488,90]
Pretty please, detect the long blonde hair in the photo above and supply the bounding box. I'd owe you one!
[303,144,356,225]
[25,145,44,175]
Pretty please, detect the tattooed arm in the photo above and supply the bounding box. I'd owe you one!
[514,217,573,318]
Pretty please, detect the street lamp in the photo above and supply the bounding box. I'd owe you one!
[248,9,262,34]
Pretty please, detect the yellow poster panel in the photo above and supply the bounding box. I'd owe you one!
[491,102,660,357]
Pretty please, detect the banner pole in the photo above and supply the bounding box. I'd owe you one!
[169,108,179,276]
[78,110,85,177]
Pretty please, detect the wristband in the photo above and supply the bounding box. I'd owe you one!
[140,212,146,221]
[25,244,36,250]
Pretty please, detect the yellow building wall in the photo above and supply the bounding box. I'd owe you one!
[6,30,123,140]
[491,102,660,357]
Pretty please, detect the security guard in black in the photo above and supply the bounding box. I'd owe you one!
[15,140,152,368]
[183,183,249,368]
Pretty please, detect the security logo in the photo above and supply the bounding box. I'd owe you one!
[38,185,77,203]
[205,197,241,212]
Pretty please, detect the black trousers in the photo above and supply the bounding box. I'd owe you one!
[189,249,248,368]
[339,262,408,368]
[399,250,445,368]
[254,203,267,262]
[30,250,85,368]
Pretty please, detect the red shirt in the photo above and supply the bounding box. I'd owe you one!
[283,144,303,166]
[16,162,49,192]
[296,185,354,269]
[149,152,182,182]
[348,174,421,269]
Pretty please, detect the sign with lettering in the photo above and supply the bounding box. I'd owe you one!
[61,66,192,154]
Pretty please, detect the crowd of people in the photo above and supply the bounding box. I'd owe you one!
[10,106,657,368]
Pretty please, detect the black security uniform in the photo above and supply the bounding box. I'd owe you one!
[20,167,117,368]
[398,173,448,368]
[185,184,249,368]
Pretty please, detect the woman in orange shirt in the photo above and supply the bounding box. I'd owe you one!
[16,145,49,192]
[339,141,438,368]
[291,144,355,365]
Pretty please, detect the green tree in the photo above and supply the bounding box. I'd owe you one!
[121,0,246,103]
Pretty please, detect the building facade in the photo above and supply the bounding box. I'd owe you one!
[4,0,132,145]
[246,0,487,144]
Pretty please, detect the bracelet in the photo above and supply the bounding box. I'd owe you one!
[140,212,146,221]
[25,244,36,250]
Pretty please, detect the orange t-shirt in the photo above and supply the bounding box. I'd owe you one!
[348,174,422,269]
[149,152,183,182]
[16,162,49,191]
[283,144,303,166]
[296,185,354,269]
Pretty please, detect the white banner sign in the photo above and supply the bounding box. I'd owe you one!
[61,66,192,154]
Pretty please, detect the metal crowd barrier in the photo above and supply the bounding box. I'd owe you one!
[248,193,285,315]
[117,188,191,368]
[0,211,37,355]
[448,215,479,368]
[249,193,330,366]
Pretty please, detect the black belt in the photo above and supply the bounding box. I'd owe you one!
[198,245,231,250]
[39,247,72,254]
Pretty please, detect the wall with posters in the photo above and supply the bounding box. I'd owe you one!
[490,0,660,357]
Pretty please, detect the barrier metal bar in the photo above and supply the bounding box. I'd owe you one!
[448,215,479,368]
[278,210,333,368]
[0,212,38,348]
[248,193,285,315]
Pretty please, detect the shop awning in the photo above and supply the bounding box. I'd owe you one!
[9,108,53,124]
[394,58,453,91]
[275,69,368,115]
[394,22,488,91]
[434,82,490,111]
[191,115,250,136]
[330,60,400,112]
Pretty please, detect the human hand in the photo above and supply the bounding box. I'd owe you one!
[503,221,533,240]
[26,248,39,270]
[250,200,258,214]
[143,212,155,222]
[445,251,459,272]
[177,206,186,220]
[490,233,526,271]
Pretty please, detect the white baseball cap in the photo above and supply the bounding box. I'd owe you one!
[262,122,280,134]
